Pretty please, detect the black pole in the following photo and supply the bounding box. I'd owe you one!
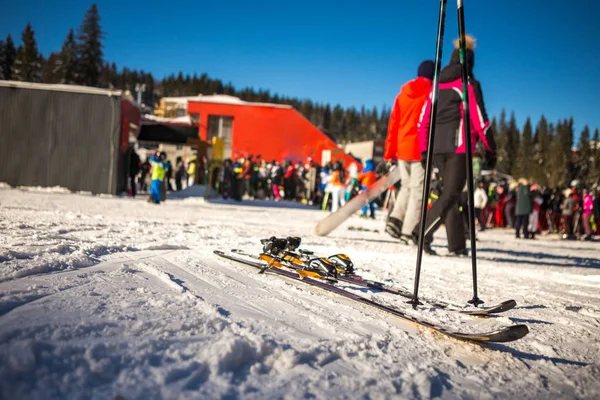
[457,0,483,306]
[410,0,447,307]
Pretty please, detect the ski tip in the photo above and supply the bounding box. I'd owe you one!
[484,324,529,343]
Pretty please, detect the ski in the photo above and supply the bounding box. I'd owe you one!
[231,248,516,317]
[315,166,402,236]
[214,250,529,343]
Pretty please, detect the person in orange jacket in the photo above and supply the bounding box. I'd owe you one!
[330,161,347,212]
[384,60,434,243]
[358,159,377,219]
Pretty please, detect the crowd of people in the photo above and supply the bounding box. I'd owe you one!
[210,155,381,218]
[126,148,199,204]
[470,177,600,241]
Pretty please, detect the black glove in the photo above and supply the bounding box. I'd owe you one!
[483,150,497,170]
[420,152,427,170]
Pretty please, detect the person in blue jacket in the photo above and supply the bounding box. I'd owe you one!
[149,151,168,204]
[358,159,377,219]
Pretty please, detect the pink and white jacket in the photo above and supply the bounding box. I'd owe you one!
[418,63,495,155]
[583,194,594,216]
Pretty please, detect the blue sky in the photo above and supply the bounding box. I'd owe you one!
[2,0,599,136]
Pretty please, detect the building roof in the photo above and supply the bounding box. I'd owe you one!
[0,80,123,96]
[142,114,194,125]
[162,94,292,109]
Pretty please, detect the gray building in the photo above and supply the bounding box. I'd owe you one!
[0,81,140,194]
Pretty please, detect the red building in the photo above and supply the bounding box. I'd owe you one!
[186,95,357,166]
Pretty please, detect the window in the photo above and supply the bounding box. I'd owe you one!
[207,115,234,159]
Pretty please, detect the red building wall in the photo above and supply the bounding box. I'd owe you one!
[187,101,357,166]
[120,98,141,151]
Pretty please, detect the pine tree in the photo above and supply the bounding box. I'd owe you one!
[532,115,550,186]
[322,104,332,133]
[514,118,533,179]
[549,120,573,187]
[591,128,600,186]
[0,39,5,79]
[54,28,79,84]
[42,52,60,83]
[577,125,592,185]
[494,111,509,173]
[505,112,520,176]
[1,34,16,80]
[76,4,103,86]
[565,118,576,184]
[11,23,42,82]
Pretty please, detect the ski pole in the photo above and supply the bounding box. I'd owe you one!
[457,0,483,306]
[411,0,448,307]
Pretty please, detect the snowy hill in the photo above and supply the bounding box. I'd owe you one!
[0,185,599,399]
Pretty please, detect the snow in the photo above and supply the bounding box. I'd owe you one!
[142,114,194,125]
[0,80,122,96]
[159,94,293,109]
[1,185,599,399]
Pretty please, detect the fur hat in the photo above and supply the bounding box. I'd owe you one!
[450,34,476,74]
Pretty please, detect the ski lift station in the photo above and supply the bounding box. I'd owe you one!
[156,94,358,165]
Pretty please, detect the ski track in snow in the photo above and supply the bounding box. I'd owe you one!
[1,186,599,399]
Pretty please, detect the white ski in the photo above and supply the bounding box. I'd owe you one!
[315,166,402,236]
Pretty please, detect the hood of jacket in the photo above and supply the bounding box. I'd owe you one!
[400,77,432,99]
[362,159,375,173]
[440,48,475,83]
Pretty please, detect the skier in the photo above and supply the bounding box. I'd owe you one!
[139,158,151,192]
[561,189,576,239]
[175,156,185,191]
[320,164,333,210]
[127,147,141,197]
[187,156,197,187]
[417,35,497,255]
[239,156,254,200]
[257,159,269,200]
[148,151,168,204]
[595,188,600,235]
[473,181,488,231]
[330,161,347,212]
[358,159,377,219]
[582,188,594,240]
[270,161,283,201]
[515,178,532,239]
[528,183,543,239]
[220,159,235,199]
[384,60,434,242]
[283,161,296,200]
[304,157,318,205]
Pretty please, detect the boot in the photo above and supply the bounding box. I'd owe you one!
[385,217,403,239]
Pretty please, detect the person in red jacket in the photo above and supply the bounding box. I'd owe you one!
[384,60,434,244]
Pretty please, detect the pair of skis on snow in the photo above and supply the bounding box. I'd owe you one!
[214,241,529,344]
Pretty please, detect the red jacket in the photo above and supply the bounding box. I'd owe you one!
[384,77,432,161]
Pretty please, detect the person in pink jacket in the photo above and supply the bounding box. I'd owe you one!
[415,35,496,256]
[582,188,594,240]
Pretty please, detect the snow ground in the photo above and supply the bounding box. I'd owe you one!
[1,185,599,400]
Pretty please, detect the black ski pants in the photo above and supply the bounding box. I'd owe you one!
[424,153,467,252]
[514,215,529,238]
